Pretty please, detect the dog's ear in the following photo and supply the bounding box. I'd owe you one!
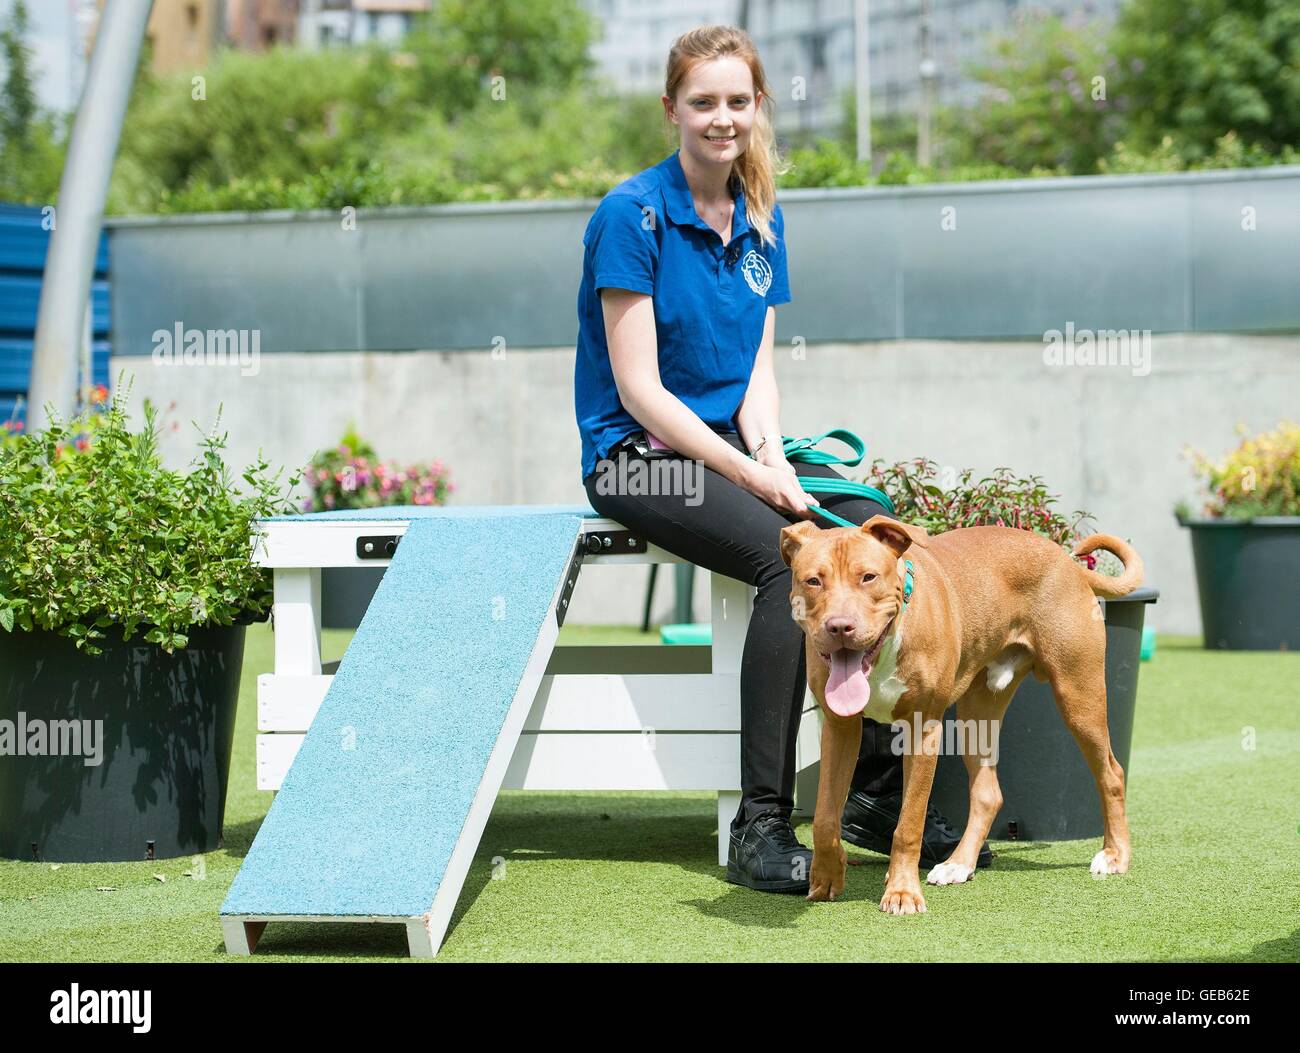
[780,520,821,568]
[862,515,930,554]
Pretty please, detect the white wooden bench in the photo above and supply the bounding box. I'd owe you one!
[252,513,823,865]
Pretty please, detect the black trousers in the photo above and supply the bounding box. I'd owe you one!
[582,430,904,829]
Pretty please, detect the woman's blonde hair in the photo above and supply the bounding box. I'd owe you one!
[664,25,789,250]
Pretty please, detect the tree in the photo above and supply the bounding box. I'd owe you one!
[941,9,1122,175]
[1112,0,1300,163]
[0,0,66,204]
[388,0,597,122]
[0,0,37,147]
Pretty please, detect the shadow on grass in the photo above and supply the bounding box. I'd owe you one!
[210,796,1137,956]
[1145,928,1300,964]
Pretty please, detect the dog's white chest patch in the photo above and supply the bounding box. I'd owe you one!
[863,625,907,723]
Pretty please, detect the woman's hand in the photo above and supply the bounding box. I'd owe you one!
[741,459,821,520]
[756,444,796,475]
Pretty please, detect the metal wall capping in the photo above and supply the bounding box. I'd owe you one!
[104,165,1300,354]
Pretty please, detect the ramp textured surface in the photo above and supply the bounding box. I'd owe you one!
[221,512,583,918]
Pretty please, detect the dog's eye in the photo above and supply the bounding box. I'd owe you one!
[861,573,877,584]
[804,576,821,587]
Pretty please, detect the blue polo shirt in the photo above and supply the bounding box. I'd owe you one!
[574,150,792,482]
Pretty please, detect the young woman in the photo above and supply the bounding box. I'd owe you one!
[574,25,987,893]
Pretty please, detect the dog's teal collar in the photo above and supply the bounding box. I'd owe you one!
[902,559,914,610]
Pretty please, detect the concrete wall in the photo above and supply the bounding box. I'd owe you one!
[102,165,1300,635]
[108,330,1300,635]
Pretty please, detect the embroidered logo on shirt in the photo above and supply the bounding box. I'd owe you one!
[740,250,772,296]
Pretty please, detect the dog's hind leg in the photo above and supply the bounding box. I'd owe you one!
[927,670,1025,886]
[1046,655,1131,876]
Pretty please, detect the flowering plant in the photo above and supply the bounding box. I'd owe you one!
[2,384,118,455]
[0,372,302,654]
[1178,421,1300,520]
[302,425,454,511]
[862,456,1120,573]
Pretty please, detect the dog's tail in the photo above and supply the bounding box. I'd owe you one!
[1072,533,1144,598]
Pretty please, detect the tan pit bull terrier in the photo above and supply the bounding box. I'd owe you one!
[780,515,1143,914]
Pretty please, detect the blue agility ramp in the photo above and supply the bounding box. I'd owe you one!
[221,510,587,956]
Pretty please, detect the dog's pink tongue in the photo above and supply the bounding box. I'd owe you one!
[825,649,871,717]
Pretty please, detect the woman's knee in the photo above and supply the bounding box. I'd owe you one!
[754,541,794,593]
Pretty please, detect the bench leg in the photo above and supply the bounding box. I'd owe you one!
[793,759,820,821]
[711,573,750,867]
[222,919,266,955]
[406,917,436,958]
[273,567,322,676]
[716,790,741,865]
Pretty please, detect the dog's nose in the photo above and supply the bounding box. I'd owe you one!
[824,616,856,638]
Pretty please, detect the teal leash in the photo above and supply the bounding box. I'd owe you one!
[763,428,896,527]
[756,428,913,608]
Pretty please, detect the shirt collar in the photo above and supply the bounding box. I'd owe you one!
[660,149,750,243]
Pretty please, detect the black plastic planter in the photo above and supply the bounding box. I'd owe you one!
[0,616,253,863]
[1178,515,1300,650]
[321,566,387,629]
[928,587,1158,842]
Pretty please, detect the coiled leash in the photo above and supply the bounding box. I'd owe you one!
[757,428,913,607]
[757,428,896,527]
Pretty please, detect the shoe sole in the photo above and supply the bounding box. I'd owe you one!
[841,821,992,869]
[724,863,809,894]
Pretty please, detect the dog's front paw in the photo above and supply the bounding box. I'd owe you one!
[926,860,974,885]
[806,846,846,902]
[879,883,927,915]
[1089,847,1130,878]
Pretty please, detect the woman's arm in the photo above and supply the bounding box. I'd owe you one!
[735,306,793,473]
[600,287,757,488]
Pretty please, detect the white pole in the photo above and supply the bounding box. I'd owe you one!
[918,0,935,167]
[28,0,153,430]
[853,0,871,164]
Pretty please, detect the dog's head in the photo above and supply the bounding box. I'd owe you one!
[780,515,929,716]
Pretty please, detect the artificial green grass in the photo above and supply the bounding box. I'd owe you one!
[1,626,1295,962]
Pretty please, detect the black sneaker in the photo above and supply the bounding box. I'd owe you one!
[724,811,813,893]
[840,789,993,868]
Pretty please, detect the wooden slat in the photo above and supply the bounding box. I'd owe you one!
[251,517,687,569]
[257,672,742,733]
[256,708,824,793]
[544,644,711,675]
[501,732,741,791]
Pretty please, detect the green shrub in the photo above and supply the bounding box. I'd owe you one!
[861,456,1121,573]
[0,372,302,655]
[1180,421,1300,519]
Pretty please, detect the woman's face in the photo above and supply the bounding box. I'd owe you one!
[664,56,761,173]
